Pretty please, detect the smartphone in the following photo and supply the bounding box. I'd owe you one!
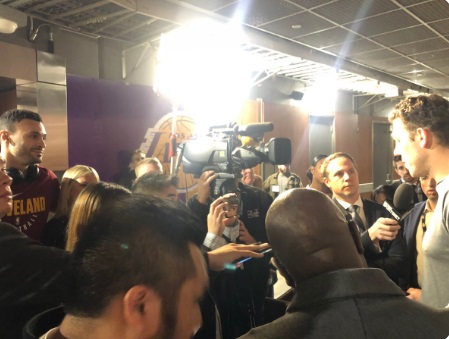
[236,247,273,265]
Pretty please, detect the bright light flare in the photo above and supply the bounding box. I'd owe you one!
[301,70,338,116]
[155,21,253,132]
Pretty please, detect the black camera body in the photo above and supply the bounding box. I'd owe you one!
[181,122,291,198]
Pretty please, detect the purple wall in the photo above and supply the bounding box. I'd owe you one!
[67,75,172,181]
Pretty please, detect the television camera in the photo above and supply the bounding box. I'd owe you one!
[178,122,291,198]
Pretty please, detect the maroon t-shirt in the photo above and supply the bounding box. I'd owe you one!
[2,167,60,241]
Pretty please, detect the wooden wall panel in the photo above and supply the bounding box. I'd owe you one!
[334,110,358,160]
[264,102,309,184]
[357,113,373,184]
[0,90,17,114]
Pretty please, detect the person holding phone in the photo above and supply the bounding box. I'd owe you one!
[202,192,272,339]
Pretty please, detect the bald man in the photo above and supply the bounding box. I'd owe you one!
[239,189,449,339]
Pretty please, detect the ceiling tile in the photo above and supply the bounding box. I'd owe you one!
[395,0,433,6]
[260,11,336,38]
[324,38,383,56]
[363,56,419,71]
[429,18,449,36]
[180,0,236,11]
[386,63,428,74]
[412,72,448,82]
[412,48,449,62]
[393,37,449,55]
[407,1,449,22]
[343,10,420,36]
[312,0,399,25]
[216,0,302,26]
[350,49,403,63]
[370,25,437,46]
[287,0,335,10]
[425,58,449,68]
[295,27,360,48]
[437,65,449,74]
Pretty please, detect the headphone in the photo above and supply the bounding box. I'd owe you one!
[6,165,40,185]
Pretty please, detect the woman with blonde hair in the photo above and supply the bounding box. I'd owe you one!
[41,165,100,249]
[65,182,131,252]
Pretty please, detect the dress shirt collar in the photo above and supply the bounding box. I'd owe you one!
[335,195,363,211]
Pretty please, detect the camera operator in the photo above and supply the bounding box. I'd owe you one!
[188,170,273,339]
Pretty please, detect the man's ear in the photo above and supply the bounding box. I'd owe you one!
[323,177,328,186]
[122,285,162,337]
[309,166,315,175]
[0,130,9,143]
[271,257,295,288]
[417,128,433,149]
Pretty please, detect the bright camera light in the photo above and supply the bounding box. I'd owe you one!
[302,69,338,116]
[155,20,254,133]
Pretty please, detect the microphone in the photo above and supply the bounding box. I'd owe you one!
[383,183,415,222]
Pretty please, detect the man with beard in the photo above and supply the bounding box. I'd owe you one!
[263,164,302,199]
[0,153,69,339]
[36,195,209,339]
[0,109,59,241]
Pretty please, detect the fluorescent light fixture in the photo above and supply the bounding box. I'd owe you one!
[0,4,27,34]
[0,17,17,34]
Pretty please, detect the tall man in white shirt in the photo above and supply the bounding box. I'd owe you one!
[389,94,449,308]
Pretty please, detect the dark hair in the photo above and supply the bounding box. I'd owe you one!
[0,109,43,132]
[389,94,449,146]
[321,152,357,179]
[132,172,178,194]
[65,194,204,320]
[392,155,403,169]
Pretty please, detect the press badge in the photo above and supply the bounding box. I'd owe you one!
[272,185,279,193]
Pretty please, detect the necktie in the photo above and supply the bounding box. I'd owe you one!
[347,205,365,232]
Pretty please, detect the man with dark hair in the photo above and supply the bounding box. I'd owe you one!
[40,195,208,338]
[0,153,69,339]
[392,155,426,203]
[0,109,59,241]
[240,189,449,339]
[321,152,408,288]
[390,94,449,308]
[132,172,178,201]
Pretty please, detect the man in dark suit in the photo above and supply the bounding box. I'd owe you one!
[392,155,426,203]
[321,152,408,288]
[402,174,438,301]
